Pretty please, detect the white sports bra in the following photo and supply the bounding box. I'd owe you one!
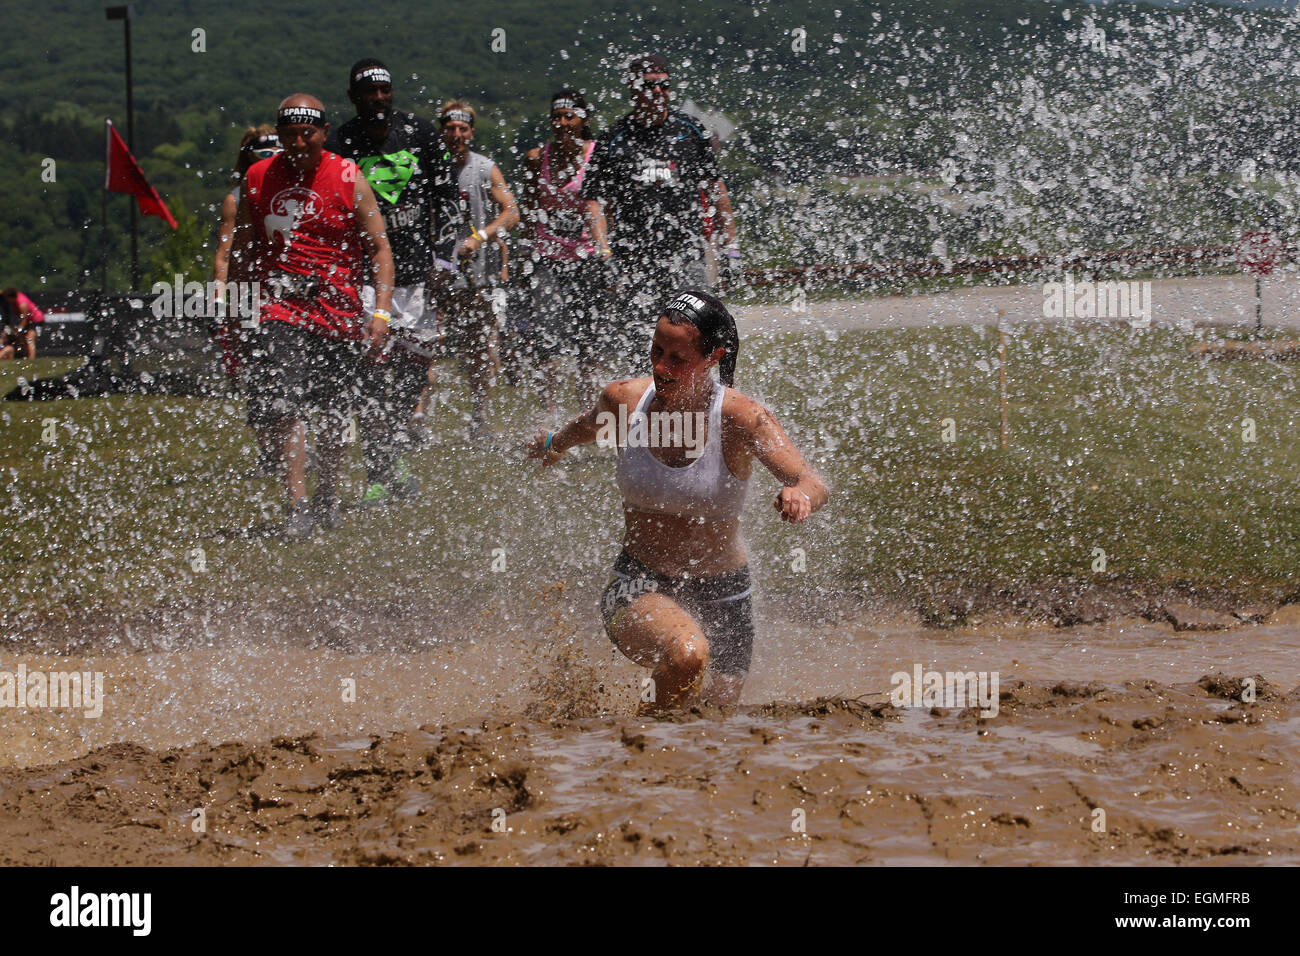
[615,380,749,522]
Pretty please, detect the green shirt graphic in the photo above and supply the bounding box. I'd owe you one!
[358,150,418,204]
[327,113,462,286]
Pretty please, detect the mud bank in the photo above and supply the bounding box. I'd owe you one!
[0,671,1295,866]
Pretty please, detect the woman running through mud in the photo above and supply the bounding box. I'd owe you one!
[528,289,828,711]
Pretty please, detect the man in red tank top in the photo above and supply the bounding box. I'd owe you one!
[231,93,395,540]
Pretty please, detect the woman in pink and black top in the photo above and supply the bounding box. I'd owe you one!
[516,88,611,409]
[0,288,44,360]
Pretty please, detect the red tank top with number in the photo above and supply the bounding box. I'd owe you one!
[245,151,366,340]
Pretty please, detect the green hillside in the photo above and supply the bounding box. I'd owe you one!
[0,0,1295,291]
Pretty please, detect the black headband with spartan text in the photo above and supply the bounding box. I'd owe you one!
[278,106,326,128]
[667,292,709,320]
[352,67,391,87]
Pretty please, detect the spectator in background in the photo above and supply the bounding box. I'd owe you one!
[214,125,282,477]
[581,54,741,370]
[439,100,519,438]
[0,288,44,360]
[213,125,280,379]
[514,87,608,411]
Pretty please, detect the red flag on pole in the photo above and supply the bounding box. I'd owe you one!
[104,119,178,229]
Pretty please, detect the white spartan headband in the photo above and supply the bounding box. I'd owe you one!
[353,67,392,86]
[551,98,587,118]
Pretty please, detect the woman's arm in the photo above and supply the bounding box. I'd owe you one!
[528,382,626,465]
[213,191,238,284]
[734,395,828,523]
[486,165,520,237]
[585,199,611,257]
[228,191,255,289]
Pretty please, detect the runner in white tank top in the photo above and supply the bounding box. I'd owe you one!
[528,289,828,712]
[615,376,748,521]
[439,100,520,438]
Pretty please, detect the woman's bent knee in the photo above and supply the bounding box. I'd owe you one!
[666,631,709,674]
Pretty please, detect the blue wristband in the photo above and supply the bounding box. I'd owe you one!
[545,431,554,451]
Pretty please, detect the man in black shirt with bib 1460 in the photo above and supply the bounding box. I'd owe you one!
[327,58,463,507]
[581,53,740,367]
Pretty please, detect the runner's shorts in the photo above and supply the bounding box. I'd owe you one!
[600,550,755,676]
[246,319,362,428]
[439,286,500,359]
[357,350,428,417]
[514,256,611,363]
[362,283,439,364]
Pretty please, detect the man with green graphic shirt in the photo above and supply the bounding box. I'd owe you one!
[327,58,464,507]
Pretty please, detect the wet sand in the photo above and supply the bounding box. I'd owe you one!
[1,599,1296,865]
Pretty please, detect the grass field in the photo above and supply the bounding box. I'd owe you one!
[2,320,1297,634]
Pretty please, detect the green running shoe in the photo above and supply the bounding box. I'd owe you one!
[392,458,420,499]
[360,482,389,508]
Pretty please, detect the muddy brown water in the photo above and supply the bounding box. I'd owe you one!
[5,278,1297,864]
[0,601,1295,865]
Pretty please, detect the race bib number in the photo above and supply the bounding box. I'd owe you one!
[603,575,659,614]
[544,209,586,236]
[631,158,679,187]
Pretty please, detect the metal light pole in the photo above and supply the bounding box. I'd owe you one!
[106,5,138,290]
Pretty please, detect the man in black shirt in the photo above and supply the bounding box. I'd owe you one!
[327,58,463,506]
[581,53,740,363]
